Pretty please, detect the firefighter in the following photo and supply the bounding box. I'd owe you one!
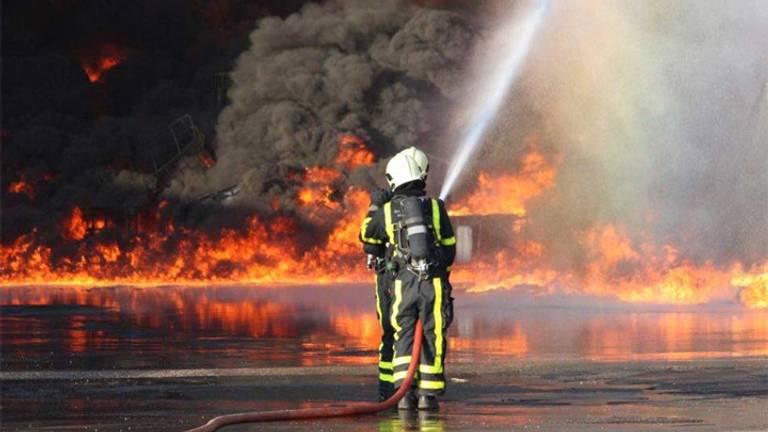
[360,152,456,411]
[361,147,430,402]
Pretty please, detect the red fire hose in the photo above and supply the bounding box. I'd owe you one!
[184,320,424,432]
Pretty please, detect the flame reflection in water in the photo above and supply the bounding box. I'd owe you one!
[1,285,766,371]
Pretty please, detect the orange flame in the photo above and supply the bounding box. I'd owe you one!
[579,224,733,304]
[1,189,370,286]
[445,140,766,309]
[336,134,375,169]
[83,57,122,83]
[297,134,374,218]
[81,45,125,83]
[1,133,766,311]
[297,166,343,210]
[449,141,559,217]
[1,136,376,287]
[61,207,87,241]
[8,181,35,198]
[199,151,216,168]
[733,266,768,309]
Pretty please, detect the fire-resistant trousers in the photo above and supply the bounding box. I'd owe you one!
[390,271,454,396]
[375,272,396,399]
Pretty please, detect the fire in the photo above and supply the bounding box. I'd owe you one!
[61,207,87,241]
[297,166,343,210]
[444,138,768,308]
[297,134,373,216]
[8,181,35,198]
[454,221,768,308]
[336,134,375,169]
[83,57,122,82]
[579,224,732,304]
[199,150,216,168]
[733,266,768,309]
[2,191,371,285]
[81,44,124,83]
[1,136,375,286]
[452,243,560,294]
[1,131,766,311]
[449,140,559,217]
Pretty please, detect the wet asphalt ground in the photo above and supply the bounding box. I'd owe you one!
[2,286,767,431]
[2,358,767,431]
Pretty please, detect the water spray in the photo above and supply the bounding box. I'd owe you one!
[440,0,551,200]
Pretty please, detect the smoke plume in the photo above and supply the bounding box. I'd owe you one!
[167,0,475,218]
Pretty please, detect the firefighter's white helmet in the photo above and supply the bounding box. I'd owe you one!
[385,153,422,190]
[397,147,429,180]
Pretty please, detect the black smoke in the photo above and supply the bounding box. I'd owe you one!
[1,0,478,266]
[167,0,475,222]
[1,1,314,244]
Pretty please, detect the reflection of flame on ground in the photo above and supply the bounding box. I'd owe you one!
[3,286,767,363]
[449,321,529,358]
[576,311,768,361]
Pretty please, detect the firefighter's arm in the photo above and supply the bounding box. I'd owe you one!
[359,206,387,257]
[436,199,456,267]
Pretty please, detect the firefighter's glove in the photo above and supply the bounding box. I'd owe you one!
[370,188,393,207]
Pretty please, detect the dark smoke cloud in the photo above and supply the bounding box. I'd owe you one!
[166,0,475,217]
[2,0,477,258]
[2,1,286,242]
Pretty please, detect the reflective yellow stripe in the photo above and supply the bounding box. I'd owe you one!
[384,202,394,244]
[379,373,395,383]
[431,199,442,242]
[393,356,412,367]
[419,364,443,374]
[393,370,409,381]
[379,361,393,370]
[390,279,402,340]
[374,274,383,326]
[360,217,383,244]
[440,236,456,246]
[433,277,443,369]
[418,380,445,390]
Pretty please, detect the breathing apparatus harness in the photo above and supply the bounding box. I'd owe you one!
[389,195,441,280]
